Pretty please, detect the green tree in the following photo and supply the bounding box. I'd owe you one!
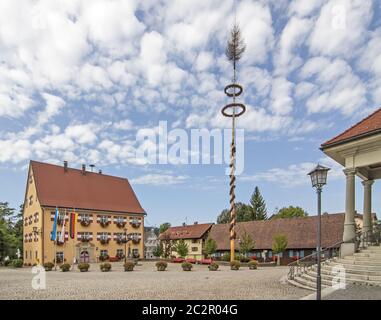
[203,236,217,258]
[239,230,255,256]
[249,186,267,220]
[173,239,189,258]
[272,234,288,266]
[216,202,254,224]
[161,233,172,259]
[159,222,171,234]
[152,243,163,258]
[274,206,308,219]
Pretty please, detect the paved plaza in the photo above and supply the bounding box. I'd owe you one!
[0,262,309,300]
[1,262,379,300]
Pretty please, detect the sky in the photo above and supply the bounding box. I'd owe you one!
[1,0,381,227]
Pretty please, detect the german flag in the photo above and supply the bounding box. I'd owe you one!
[69,211,78,239]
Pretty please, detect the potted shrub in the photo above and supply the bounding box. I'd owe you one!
[100,262,111,272]
[156,261,168,271]
[11,259,23,268]
[230,260,240,270]
[78,262,90,272]
[44,262,54,271]
[239,255,250,263]
[248,260,258,270]
[208,262,219,271]
[60,263,71,272]
[99,255,109,262]
[124,261,135,272]
[181,261,193,271]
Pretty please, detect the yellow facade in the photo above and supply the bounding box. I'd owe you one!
[23,166,145,265]
[171,238,204,260]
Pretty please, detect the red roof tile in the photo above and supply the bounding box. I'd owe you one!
[322,107,381,147]
[159,223,214,240]
[30,160,145,214]
[209,213,345,250]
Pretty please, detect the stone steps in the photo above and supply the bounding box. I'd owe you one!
[288,245,381,291]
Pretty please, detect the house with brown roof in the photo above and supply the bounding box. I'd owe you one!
[159,222,214,260]
[321,107,381,257]
[23,160,146,265]
[209,213,347,265]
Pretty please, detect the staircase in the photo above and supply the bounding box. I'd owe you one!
[288,245,381,291]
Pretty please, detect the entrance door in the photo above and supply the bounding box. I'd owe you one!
[80,251,89,263]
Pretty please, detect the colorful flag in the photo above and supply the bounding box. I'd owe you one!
[69,211,77,239]
[50,207,59,241]
[59,211,66,243]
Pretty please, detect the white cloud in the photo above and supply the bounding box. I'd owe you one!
[308,0,373,57]
[270,77,294,115]
[288,0,324,17]
[195,51,213,71]
[130,174,188,186]
[65,124,98,145]
[114,119,134,131]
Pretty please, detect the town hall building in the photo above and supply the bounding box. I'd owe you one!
[23,160,146,265]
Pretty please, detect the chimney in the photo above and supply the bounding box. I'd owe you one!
[89,164,95,172]
[63,161,68,172]
[194,221,198,225]
[182,222,186,227]
[81,164,86,175]
[98,169,102,174]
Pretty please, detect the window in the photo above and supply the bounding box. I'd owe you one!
[100,250,108,257]
[289,250,294,258]
[29,195,33,206]
[116,249,124,256]
[268,251,273,258]
[29,174,33,184]
[56,252,64,263]
[192,239,198,244]
[25,251,28,259]
[35,251,38,259]
[191,247,198,252]
[299,250,305,258]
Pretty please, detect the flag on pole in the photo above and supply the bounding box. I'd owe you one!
[59,210,66,243]
[50,207,59,241]
[69,211,77,239]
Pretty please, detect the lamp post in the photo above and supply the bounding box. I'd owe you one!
[308,164,330,300]
[123,228,132,264]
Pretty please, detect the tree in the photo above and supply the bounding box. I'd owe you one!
[203,236,217,258]
[0,202,20,262]
[159,223,171,234]
[173,239,189,258]
[161,233,172,259]
[249,186,267,220]
[152,244,163,258]
[216,202,254,224]
[272,234,288,266]
[239,230,255,257]
[274,206,308,219]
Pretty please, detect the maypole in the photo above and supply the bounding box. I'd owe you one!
[221,2,246,262]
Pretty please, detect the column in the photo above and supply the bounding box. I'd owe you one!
[343,169,356,243]
[362,180,374,234]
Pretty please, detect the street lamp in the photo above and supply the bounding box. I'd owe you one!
[123,228,132,264]
[32,227,43,265]
[308,164,330,300]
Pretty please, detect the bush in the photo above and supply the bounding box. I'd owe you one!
[239,255,250,263]
[222,253,230,262]
[43,262,54,271]
[60,263,71,272]
[4,260,12,267]
[248,260,258,270]
[156,261,168,271]
[11,259,23,268]
[78,263,90,272]
[124,261,135,272]
[100,262,112,272]
[208,262,219,271]
[230,260,240,270]
[181,262,193,271]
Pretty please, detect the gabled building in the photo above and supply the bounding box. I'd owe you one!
[209,213,361,265]
[23,160,146,265]
[144,227,159,259]
[159,222,213,259]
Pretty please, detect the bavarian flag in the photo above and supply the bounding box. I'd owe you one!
[69,211,78,239]
[50,207,59,241]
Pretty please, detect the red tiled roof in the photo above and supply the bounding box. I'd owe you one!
[209,213,345,250]
[30,160,145,214]
[159,223,214,240]
[322,107,381,147]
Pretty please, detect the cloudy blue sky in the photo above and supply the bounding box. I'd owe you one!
[1,0,381,226]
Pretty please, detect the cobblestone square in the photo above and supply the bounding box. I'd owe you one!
[0,262,310,300]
